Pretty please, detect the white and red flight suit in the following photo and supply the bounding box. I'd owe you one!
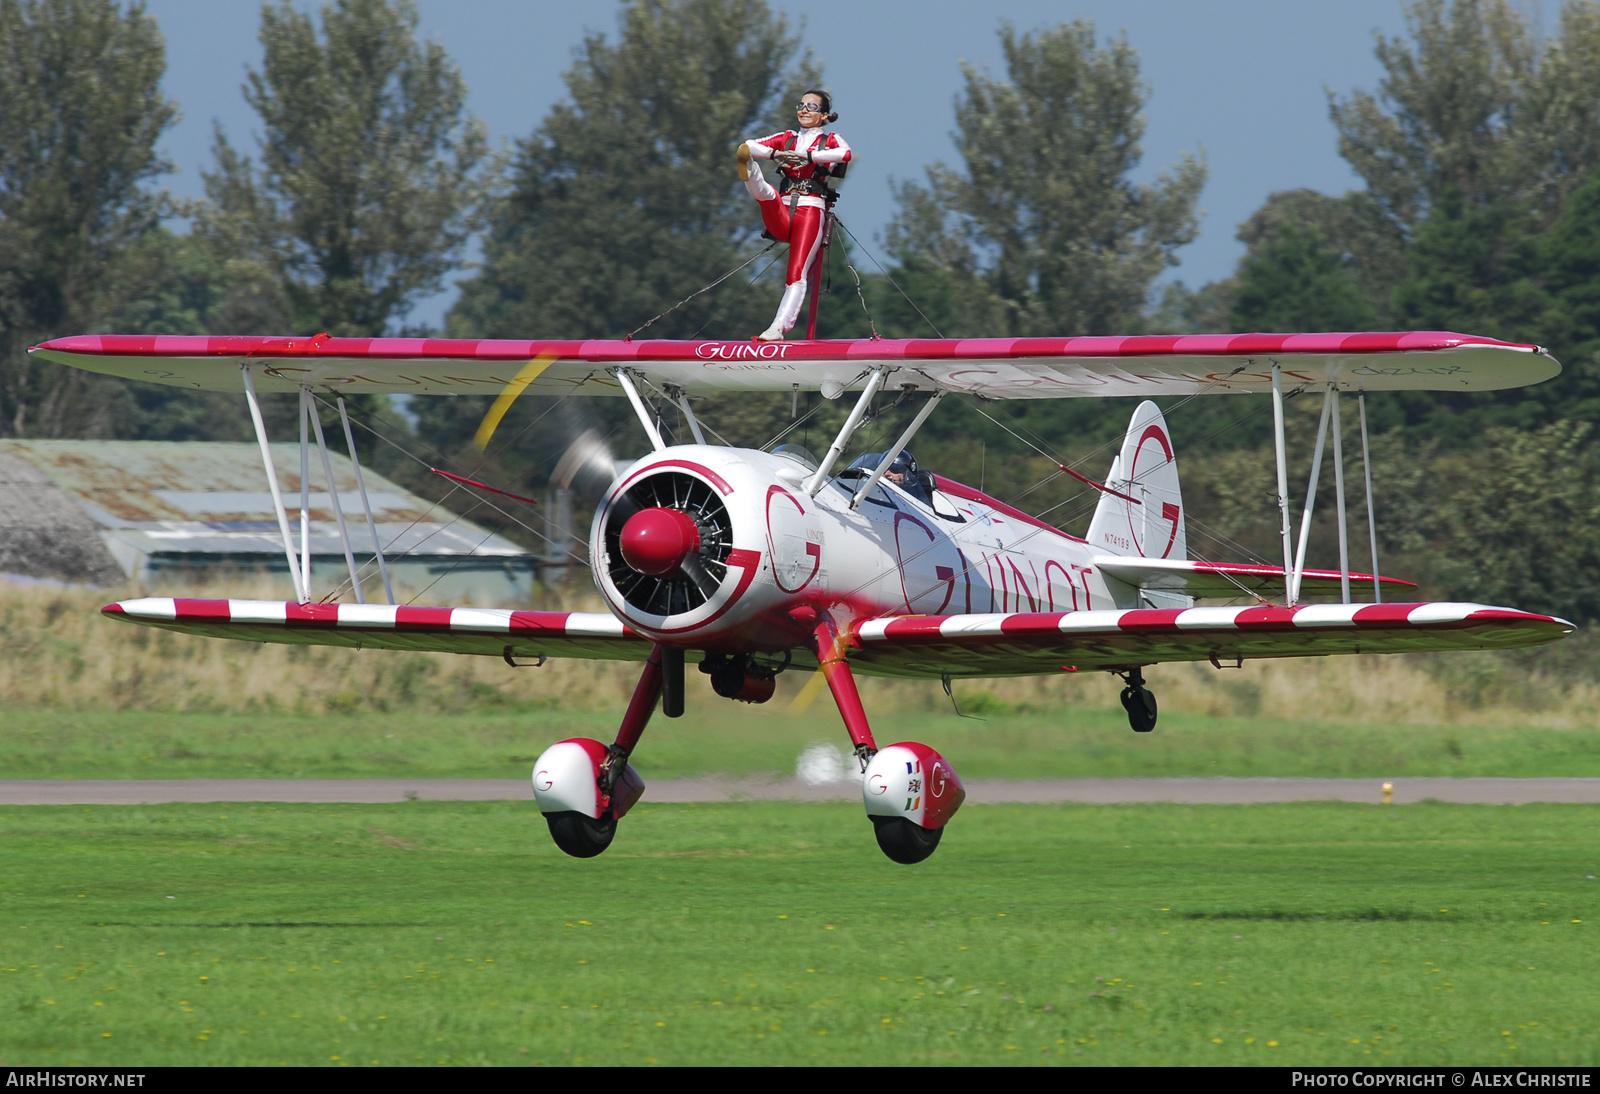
[742,127,851,340]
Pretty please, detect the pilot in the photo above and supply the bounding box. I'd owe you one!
[882,450,930,503]
[737,90,851,342]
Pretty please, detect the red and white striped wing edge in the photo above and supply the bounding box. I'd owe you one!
[101,598,646,661]
[854,602,1570,641]
[104,598,633,635]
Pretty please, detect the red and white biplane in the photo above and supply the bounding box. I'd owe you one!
[31,330,1573,863]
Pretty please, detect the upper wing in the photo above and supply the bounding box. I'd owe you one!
[103,598,655,662]
[31,331,1557,399]
[1094,557,1416,600]
[848,602,1572,679]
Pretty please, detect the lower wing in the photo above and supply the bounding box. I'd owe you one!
[103,598,1573,682]
[849,603,1572,678]
[103,599,654,662]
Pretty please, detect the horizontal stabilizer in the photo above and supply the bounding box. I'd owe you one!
[33,331,1558,399]
[850,602,1571,679]
[1093,556,1415,601]
[102,599,655,662]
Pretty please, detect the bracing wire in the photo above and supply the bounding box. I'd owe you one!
[847,264,881,340]
[626,242,777,341]
[692,248,786,339]
[831,217,946,339]
[307,391,591,603]
[315,388,583,555]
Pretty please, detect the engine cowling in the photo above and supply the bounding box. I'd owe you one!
[591,447,825,646]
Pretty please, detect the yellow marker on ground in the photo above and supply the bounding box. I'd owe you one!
[1382,781,1394,804]
[473,352,557,450]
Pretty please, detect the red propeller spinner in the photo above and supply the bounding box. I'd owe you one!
[618,507,702,577]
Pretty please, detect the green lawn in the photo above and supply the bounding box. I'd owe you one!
[1,800,1597,1065]
[5,704,1600,780]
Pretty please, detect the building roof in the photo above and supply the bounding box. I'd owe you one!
[0,440,531,561]
[0,447,127,583]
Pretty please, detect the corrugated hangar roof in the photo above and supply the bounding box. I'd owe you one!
[0,440,530,562]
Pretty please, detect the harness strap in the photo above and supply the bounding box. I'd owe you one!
[779,131,840,215]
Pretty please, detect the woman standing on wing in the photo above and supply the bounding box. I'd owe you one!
[738,89,851,342]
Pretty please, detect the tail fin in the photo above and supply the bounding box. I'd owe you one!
[1086,400,1186,561]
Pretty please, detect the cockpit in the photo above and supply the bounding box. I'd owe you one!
[846,450,932,504]
[768,444,964,521]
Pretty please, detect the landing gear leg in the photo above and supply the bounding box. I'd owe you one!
[809,617,878,770]
[598,643,665,797]
[535,644,664,859]
[809,617,965,864]
[1119,667,1158,733]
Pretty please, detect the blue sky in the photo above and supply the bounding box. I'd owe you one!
[140,0,1555,330]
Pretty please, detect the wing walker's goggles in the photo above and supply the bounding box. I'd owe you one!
[796,101,825,113]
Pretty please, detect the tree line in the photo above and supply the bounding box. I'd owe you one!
[3,0,1599,620]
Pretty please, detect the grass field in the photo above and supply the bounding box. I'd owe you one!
[1,800,1597,1066]
[6,703,1600,781]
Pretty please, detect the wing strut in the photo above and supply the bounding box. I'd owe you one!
[298,384,312,596]
[664,384,707,445]
[337,395,395,604]
[614,368,666,451]
[1331,388,1351,604]
[302,386,365,603]
[852,389,945,509]
[806,367,886,496]
[1270,364,1294,600]
[241,363,306,603]
[1289,386,1334,605]
[1358,392,1382,603]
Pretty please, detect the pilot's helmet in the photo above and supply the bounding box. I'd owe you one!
[888,450,918,476]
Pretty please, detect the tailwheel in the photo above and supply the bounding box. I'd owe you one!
[870,815,943,864]
[1119,668,1158,732]
[544,810,618,859]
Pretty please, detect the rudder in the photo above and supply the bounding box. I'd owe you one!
[1085,400,1186,562]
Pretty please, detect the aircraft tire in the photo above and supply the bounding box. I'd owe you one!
[1122,686,1158,733]
[870,815,944,864]
[545,810,618,858]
